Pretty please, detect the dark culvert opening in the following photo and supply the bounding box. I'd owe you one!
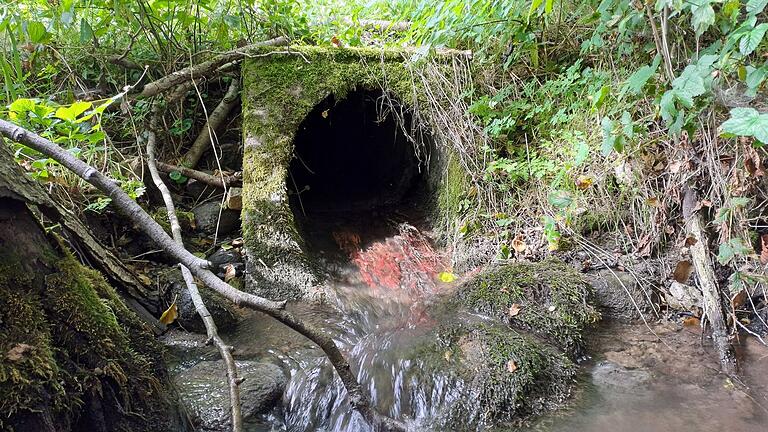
[288,88,427,222]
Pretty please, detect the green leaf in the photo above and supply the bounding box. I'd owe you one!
[691,3,715,36]
[747,0,768,15]
[545,0,555,14]
[621,111,634,138]
[721,107,768,143]
[547,190,573,209]
[671,66,706,107]
[601,116,616,156]
[592,85,610,109]
[574,140,590,166]
[528,0,544,19]
[740,23,768,56]
[54,101,92,122]
[717,238,754,265]
[624,57,660,95]
[8,98,37,114]
[746,66,767,90]
[27,22,48,44]
[79,19,94,44]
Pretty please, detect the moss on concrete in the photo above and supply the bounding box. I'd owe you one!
[457,258,600,355]
[240,45,467,300]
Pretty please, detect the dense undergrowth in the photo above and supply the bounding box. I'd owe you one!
[2,0,767,361]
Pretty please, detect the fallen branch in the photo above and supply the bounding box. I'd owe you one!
[146,126,243,431]
[0,118,404,432]
[140,36,288,98]
[182,78,241,168]
[156,161,240,188]
[683,186,738,376]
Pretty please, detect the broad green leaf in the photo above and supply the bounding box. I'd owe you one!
[747,0,768,15]
[54,101,92,122]
[721,107,768,143]
[80,19,94,44]
[574,140,590,166]
[671,65,706,107]
[691,3,715,36]
[545,0,554,14]
[746,66,767,91]
[528,0,544,19]
[547,190,573,209]
[592,85,610,109]
[8,98,36,114]
[621,111,634,138]
[717,238,754,265]
[740,23,768,56]
[601,116,616,156]
[27,22,47,44]
[624,56,660,95]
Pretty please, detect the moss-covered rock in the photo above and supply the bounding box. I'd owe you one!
[0,198,173,431]
[395,259,599,429]
[457,258,601,355]
[410,319,576,430]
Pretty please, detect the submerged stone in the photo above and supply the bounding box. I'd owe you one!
[176,360,287,431]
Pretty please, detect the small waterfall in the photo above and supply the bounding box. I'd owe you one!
[256,223,472,431]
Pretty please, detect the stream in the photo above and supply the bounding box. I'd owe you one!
[168,217,768,432]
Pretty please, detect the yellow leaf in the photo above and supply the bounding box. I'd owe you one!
[159,299,178,325]
[575,175,593,190]
[439,272,456,283]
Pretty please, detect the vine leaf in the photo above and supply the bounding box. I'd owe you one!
[740,23,768,56]
[721,107,768,144]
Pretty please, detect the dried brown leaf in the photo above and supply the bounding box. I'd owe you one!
[731,289,748,309]
[672,260,694,283]
[506,359,518,373]
[508,303,522,317]
[224,264,236,282]
[760,234,768,265]
[511,236,527,253]
[6,343,34,362]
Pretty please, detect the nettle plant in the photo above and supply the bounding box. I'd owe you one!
[4,94,145,211]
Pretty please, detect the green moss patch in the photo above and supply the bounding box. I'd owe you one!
[457,258,600,355]
[0,242,169,430]
[410,319,575,429]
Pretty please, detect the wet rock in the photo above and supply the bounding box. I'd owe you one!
[665,281,702,311]
[208,247,242,269]
[591,361,651,393]
[170,279,239,333]
[586,269,653,321]
[176,361,286,431]
[401,259,600,429]
[193,201,240,236]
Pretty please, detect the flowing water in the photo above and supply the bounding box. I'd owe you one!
[176,217,768,432]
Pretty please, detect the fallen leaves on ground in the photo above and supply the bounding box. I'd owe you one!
[509,303,522,317]
[224,263,236,282]
[506,359,518,373]
[439,272,456,283]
